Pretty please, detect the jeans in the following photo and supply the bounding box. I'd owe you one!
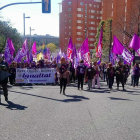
[134,75,139,86]
[87,79,93,90]
[93,75,100,88]
[131,75,134,85]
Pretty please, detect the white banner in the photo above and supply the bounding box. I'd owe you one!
[16,68,56,83]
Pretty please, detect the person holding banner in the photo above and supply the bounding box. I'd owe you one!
[59,58,68,95]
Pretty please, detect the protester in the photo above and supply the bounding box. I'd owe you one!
[116,61,125,90]
[133,63,140,87]
[130,67,135,86]
[59,57,68,95]
[124,64,130,84]
[0,56,9,101]
[9,63,16,85]
[75,60,86,90]
[103,63,107,82]
[107,63,115,90]
[85,62,96,90]
[93,62,100,89]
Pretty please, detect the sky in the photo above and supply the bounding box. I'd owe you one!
[0,0,62,37]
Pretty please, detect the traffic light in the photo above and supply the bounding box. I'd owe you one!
[42,0,51,13]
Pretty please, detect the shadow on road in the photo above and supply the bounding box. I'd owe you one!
[9,90,89,103]
[108,97,132,101]
[0,101,28,110]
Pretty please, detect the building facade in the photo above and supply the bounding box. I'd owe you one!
[59,0,102,52]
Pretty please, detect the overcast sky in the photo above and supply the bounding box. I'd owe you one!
[0,0,62,37]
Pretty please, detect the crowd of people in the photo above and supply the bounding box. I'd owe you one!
[0,56,140,101]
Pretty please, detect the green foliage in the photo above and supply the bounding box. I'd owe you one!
[94,20,105,48]
[46,43,57,52]
[94,19,113,58]
[0,20,22,54]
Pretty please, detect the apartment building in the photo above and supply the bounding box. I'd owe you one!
[59,0,102,52]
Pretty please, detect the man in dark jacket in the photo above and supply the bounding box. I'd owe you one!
[116,61,125,91]
[85,62,96,90]
[0,57,9,101]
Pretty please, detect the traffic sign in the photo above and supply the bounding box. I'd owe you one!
[42,0,51,13]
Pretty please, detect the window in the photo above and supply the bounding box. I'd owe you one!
[80,2,84,6]
[94,5,96,8]
[89,27,95,30]
[68,2,71,5]
[90,44,94,46]
[69,26,71,29]
[77,32,83,35]
[68,8,71,11]
[97,5,99,8]
[77,38,83,41]
[77,20,83,23]
[90,33,95,36]
[69,20,71,23]
[91,10,95,13]
[65,32,67,34]
[89,4,92,7]
[69,14,71,17]
[89,38,95,41]
[77,26,82,29]
[91,15,95,19]
[69,32,71,35]
[77,14,83,17]
[91,21,95,24]
[77,8,84,11]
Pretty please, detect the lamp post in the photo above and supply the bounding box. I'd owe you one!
[30,27,35,48]
[23,13,30,39]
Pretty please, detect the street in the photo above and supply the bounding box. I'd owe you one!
[0,79,140,140]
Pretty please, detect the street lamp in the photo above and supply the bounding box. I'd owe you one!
[30,27,35,48]
[23,13,30,39]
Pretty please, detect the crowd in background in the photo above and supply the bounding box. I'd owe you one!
[0,56,140,97]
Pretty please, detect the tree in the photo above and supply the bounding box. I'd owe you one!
[0,20,22,54]
[94,19,113,58]
[46,43,57,52]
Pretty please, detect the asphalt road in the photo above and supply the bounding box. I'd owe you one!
[0,79,140,140]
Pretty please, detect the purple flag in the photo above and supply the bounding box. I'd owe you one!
[14,49,21,62]
[56,49,62,63]
[32,41,37,58]
[14,39,29,62]
[112,36,134,65]
[97,60,101,65]
[4,38,14,64]
[80,38,90,67]
[29,49,33,62]
[96,27,103,58]
[10,40,15,56]
[67,37,73,60]
[110,52,115,65]
[129,34,140,56]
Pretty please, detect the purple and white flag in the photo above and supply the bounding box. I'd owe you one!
[80,38,90,67]
[4,38,15,64]
[129,34,140,56]
[67,37,73,60]
[112,36,134,65]
[14,39,29,62]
